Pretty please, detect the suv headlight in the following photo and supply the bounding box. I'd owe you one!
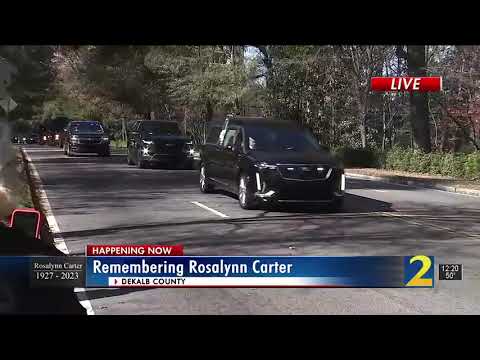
[142,140,153,145]
[255,162,277,170]
[102,136,109,142]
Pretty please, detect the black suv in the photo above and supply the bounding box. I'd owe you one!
[127,120,194,169]
[199,117,345,210]
[63,120,111,157]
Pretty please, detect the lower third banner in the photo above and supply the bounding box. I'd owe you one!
[85,256,435,288]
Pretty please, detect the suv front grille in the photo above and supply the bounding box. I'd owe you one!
[153,141,184,154]
[277,164,332,181]
[78,136,101,144]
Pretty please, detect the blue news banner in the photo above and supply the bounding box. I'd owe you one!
[0,256,435,288]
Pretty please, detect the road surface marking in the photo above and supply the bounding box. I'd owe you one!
[371,189,388,193]
[191,201,229,218]
[23,149,95,315]
[20,148,63,152]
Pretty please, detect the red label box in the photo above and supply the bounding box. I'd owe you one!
[371,77,442,92]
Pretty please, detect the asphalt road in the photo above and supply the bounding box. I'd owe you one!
[22,144,480,314]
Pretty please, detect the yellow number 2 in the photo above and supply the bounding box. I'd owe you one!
[406,255,433,287]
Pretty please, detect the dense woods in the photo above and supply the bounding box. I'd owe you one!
[2,45,480,171]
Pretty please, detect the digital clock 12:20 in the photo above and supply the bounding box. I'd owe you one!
[439,264,462,280]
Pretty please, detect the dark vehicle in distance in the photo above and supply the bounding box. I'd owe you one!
[199,116,345,210]
[11,136,19,144]
[24,133,39,144]
[44,117,71,147]
[63,121,111,157]
[127,120,194,169]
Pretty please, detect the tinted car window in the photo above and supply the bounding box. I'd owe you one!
[141,122,180,135]
[223,128,239,148]
[70,122,104,134]
[206,126,222,144]
[246,125,320,152]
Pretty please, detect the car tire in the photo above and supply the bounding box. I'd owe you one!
[65,143,73,157]
[99,148,111,157]
[328,197,344,213]
[127,150,134,165]
[199,164,214,193]
[137,150,147,169]
[238,173,258,210]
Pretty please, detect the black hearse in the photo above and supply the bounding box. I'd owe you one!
[198,116,345,210]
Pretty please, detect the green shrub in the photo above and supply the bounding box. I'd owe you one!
[439,153,466,177]
[464,152,480,179]
[340,146,478,180]
[385,146,404,170]
[333,147,380,168]
[409,150,431,173]
[429,153,444,175]
[453,153,467,178]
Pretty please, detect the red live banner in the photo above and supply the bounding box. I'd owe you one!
[86,245,184,256]
[371,77,442,92]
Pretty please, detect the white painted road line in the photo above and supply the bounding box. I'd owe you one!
[23,149,95,315]
[371,190,388,193]
[191,201,230,218]
[21,148,63,152]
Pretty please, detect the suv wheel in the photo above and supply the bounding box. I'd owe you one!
[238,174,258,210]
[99,148,111,157]
[127,150,134,165]
[65,143,73,157]
[328,197,344,213]
[200,165,214,193]
[137,150,147,169]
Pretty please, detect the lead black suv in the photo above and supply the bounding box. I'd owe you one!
[199,116,345,210]
[127,120,194,169]
[63,120,111,157]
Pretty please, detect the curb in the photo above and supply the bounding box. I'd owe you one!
[19,148,57,246]
[345,172,480,197]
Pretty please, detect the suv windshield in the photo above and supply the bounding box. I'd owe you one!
[71,122,104,134]
[142,122,180,136]
[246,125,320,152]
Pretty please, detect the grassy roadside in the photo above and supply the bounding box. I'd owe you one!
[111,139,127,149]
[0,149,34,220]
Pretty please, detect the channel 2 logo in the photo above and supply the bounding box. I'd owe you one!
[371,77,442,93]
[404,255,435,287]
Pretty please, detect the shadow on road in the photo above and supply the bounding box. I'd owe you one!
[212,189,392,214]
[56,193,392,240]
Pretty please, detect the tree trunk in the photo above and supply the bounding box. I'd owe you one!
[382,107,386,151]
[357,91,367,148]
[205,101,213,123]
[407,46,431,152]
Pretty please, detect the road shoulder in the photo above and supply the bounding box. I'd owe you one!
[346,168,480,197]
